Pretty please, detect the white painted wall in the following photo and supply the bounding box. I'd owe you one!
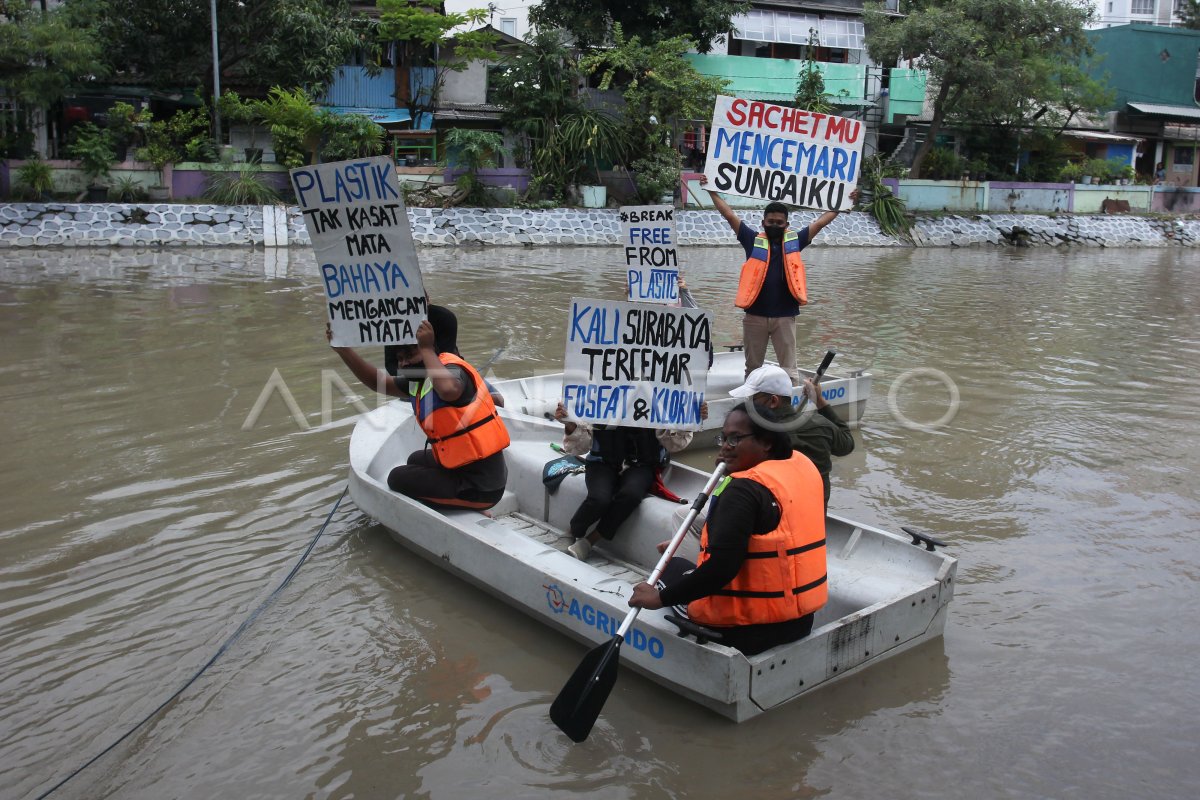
[444,0,536,41]
[1090,0,1184,28]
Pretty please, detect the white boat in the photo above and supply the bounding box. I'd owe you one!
[492,350,872,447]
[347,398,955,723]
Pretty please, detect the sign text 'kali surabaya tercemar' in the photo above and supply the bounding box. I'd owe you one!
[291,156,426,347]
[704,95,863,212]
[562,298,711,430]
[620,205,679,305]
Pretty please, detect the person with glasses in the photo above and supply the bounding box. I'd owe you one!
[328,318,510,511]
[628,402,828,655]
[728,364,854,507]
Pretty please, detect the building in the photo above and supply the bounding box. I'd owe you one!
[1091,0,1187,28]
[681,1,925,161]
[444,0,536,41]
[1086,23,1200,185]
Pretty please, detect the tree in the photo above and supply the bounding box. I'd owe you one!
[864,0,1107,178]
[794,29,843,115]
[530,0,748,52]
[582,24,727,201]
[0,2,106,155]
[376,0,497,121]
[1178,0,1200,29]
[61,0,366,93]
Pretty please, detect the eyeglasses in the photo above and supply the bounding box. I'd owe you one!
[714,432,749,448]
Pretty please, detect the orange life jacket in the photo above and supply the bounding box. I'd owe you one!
[735,229,808,309]
[412,352,510,469]
[688,453,827,627]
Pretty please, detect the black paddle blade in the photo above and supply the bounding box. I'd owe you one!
[549,636,623,743]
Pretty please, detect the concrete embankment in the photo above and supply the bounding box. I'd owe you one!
[2,203,1198,248]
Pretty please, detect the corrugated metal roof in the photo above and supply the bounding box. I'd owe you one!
[1128,102,1200,121]
[1061,130,1142,143]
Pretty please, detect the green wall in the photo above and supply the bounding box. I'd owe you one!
[1086,25,1200,108]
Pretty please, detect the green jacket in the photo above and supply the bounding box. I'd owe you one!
[773,403,856,504]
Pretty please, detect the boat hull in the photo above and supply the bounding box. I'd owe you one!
[348,403,953,722]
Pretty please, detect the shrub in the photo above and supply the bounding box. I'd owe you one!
[321,113,386,162]
[204,165,281,205]
[14,156,55,200]
[921,147,964,181]
[67,123,116,186]
[1058,162,1084,183]
[442,128,506,207]
[631,146,682,204]
[112,175,147,202]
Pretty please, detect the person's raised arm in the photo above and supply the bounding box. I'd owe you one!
[327,323,402,397]
[699,174,741,234]
[806,188,859,241]
[416,319,466,403]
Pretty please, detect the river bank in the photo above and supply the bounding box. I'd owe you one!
[2,202,1199,249]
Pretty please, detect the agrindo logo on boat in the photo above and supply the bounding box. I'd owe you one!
[543,583,666,659]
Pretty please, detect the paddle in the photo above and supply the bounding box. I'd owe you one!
[795,350,836,414]
[549,461,729,743]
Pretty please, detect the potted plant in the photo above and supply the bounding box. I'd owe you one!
[556,108,628,208]
[256,86,324,168]
[68,122,116,201]
[1084,158,1111,185]
[1119,164,1136,185]
[136,120,180,201]
[1058,162,1084,184]
[104,101,151,163]
[14,155,55,201]
[219,91,266,163]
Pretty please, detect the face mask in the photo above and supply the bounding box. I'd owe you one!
[764,225,786,242]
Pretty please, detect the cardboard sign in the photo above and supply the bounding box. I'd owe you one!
[291,156,426,347]
[562,298,710,430]
[703,95,863,211]
[620,205,678,304]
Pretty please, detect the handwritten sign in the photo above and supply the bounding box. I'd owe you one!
[562,298,710,430]
[291,156,426,347]
[620,205,679,304]
[704,95,863,211]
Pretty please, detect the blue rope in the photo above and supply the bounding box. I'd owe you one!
[34,486,350,800]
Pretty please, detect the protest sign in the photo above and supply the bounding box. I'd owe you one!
[703,95,863,211]
[562,298,711,430]
[291,155,426,347]
[620,204,679,305]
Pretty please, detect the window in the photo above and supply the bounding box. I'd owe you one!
[1130,0,1154,14]
[500,18,517,37]
[733,10,864,52]
[1173,147,1195,168]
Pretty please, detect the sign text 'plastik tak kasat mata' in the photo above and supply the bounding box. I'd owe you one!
[563,298,711,430]
[291,156,426,347]
[704,95,864,211]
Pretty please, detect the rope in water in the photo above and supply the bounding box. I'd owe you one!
[34,486,350,800]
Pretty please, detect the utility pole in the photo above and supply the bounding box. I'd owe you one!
[210,0,222,144]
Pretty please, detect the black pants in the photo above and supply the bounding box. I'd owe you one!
[569,461,655,540]
[387,450,505,511]
[658,557,815,656]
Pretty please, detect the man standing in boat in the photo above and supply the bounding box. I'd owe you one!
[628,403,828,655]
[729,365,854,508]
[700,174,856,384]
[328,319,510,511]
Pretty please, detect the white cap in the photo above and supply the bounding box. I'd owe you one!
[728,365,793,398]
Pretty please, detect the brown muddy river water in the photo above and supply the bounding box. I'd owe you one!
[2,243,1198,799]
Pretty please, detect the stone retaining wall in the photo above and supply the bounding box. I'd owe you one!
[3,202,1198,248]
